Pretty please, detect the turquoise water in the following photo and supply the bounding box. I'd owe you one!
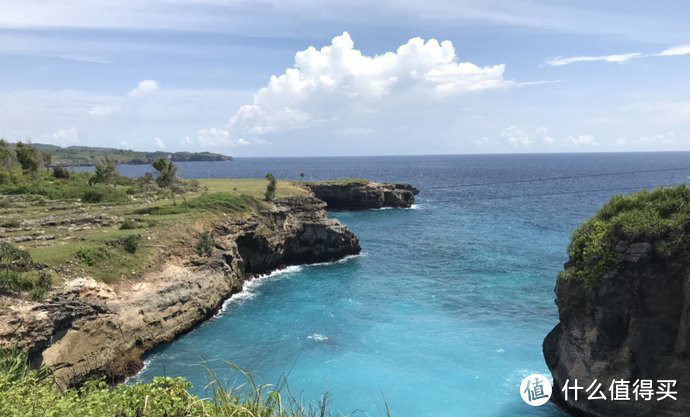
[127,153,690,417]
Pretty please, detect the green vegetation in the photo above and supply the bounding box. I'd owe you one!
[196,232,215,257]
[1,350,375,417]
[0,243,52,298]
[122,234,141,254]
[12,142,231,166]
[560,185,690,284]
[14,142,40,180]
[264,173,277,201]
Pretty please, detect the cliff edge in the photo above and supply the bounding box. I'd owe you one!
[304,181,419,210]
[0,196,359,386]
[543,186,690,417]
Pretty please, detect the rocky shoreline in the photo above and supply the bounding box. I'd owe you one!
[0,181,418,387]
[304,181,419,210]
[0,196,360,386]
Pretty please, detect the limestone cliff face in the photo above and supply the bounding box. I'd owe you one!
[304,182,418,210]
[0,196,359,386]
[544,240,690,417]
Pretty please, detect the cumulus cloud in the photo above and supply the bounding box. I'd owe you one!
[500,126,554,147]
[40,127,80,145]
[546,43,690,66]
[88,79,160,117]
[154,137,165,149]
[205,32,515,145]
[128,80,160,97]
[568,134,595,146]
[501,126,531,147]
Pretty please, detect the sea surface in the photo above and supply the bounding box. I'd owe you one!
[120,153,690,417]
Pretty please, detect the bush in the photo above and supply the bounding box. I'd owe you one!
[81,189,104,203]
[265,173,276,201]
[1,220,21,228]
[52,166,70,179]
[119,219,137,230]
[196,231,214,256]
[123,234,141,254]
[30,271,52,301]
[75,246,110,266]
[0,270,32,294]
[561,185,690,284]
[0,243,33,271]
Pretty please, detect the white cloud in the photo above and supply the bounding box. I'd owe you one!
[568,134,595,146]
[617,131,676,146]
[657,44,690,56]
[128,80,159,97]
[547,43,690,67]
[40,127,79,146]
[536,126,553,143]
[500,126,554,147]
[154,137,165,149]
[216,32,513,144]
[501,126,531,147]
[547,52,642,66]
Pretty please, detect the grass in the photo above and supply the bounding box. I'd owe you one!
[0,350,389,417]
[1,176,315,287]
[198,179,310,198]
[560,185,690,284]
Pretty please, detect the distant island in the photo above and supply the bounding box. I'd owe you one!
[12,142,232,166]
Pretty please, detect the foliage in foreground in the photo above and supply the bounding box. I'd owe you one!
[560,185,690,283]
[0,351,384,417]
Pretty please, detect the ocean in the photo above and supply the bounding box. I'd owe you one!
[122,153,690,417]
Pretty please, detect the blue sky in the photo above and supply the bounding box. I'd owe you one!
[0,1,689,156]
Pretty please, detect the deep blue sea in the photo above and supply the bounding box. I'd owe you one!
[118,153,690,417]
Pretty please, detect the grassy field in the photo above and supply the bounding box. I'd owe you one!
[1,174,310,291]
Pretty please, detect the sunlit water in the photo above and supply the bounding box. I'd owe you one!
[118,153,690,417]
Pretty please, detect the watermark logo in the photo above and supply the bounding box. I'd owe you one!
[520,374,552,406]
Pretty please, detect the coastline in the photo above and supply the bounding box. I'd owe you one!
[0,181,416,387]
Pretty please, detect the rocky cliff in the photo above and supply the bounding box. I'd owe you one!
[304,181,419,210]
[543,187,690,417]
[0,196,359,386]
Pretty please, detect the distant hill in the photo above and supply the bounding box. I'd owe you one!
[18,143,232,166]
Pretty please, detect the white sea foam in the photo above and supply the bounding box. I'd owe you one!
[125,358,151,383]
[307,333,328,342]
[216,265,303,316]
[215,253,363,318]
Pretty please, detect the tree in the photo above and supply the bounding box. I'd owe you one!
[89,158,117,185]
[41,152,52,172]
[14,142,39,180]
[264,173,277,201]
[152,158,180,205]
[0,140,14,177]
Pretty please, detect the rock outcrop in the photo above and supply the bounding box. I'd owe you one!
[544,239,690,417]
[0,196,359,386]
[304,181,418,210]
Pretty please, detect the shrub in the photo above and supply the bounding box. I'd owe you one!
[123,234,141,254]
[0,243,33,271]
[52,166,70,179]
[1,220,21,228]
[75,246,110,266]
[264,173,276,201]
[561,185,690,284]
[0,270,32,294]
[196,231,214,256]
[81,189,104,203]
[119,219,137,230]
[30,271,52,301]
